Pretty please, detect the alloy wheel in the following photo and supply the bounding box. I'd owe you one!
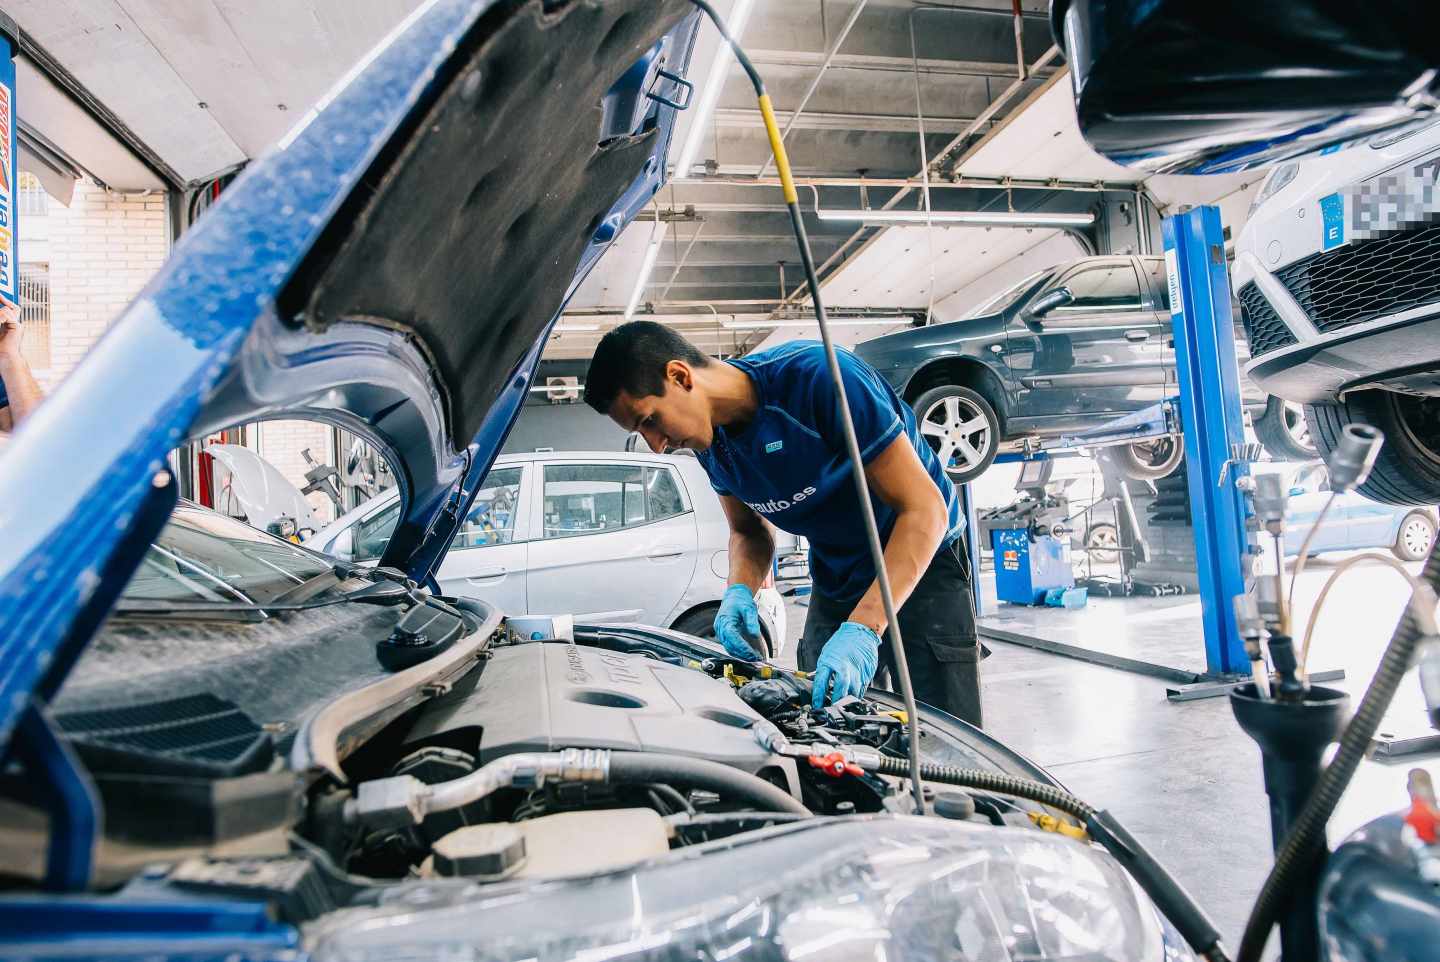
[1402,516,1435,559]
[1281,401,1313,453]
[921,395,993,474]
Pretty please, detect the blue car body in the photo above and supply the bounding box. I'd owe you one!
[0,0,698,951]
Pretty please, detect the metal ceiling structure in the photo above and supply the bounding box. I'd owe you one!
[5,0,1262,363]
[555,0,1102,359]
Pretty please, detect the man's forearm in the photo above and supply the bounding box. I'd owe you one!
[847,503,947,636]
[727,526,775,593]
[0,355,43,426]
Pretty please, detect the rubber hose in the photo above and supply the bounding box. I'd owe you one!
[874,756,1095,820]
[1236,531,1440,962]
[607,752,810,816]
[876,756,1226,961]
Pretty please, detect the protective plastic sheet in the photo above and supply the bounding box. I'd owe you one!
[307,816,1193,961]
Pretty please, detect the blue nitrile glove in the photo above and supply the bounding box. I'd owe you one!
[812,622,881,709]
[714,584,762,660]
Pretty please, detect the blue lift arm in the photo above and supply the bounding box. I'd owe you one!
[1164,206,1252,676]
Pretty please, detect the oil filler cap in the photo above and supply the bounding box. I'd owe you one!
[432,824,527,879]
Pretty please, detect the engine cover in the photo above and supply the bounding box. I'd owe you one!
[405,642,780,775]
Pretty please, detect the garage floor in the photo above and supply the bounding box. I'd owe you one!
[778,550,1433,950]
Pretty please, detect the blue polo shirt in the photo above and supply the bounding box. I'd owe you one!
[697,341,965,602]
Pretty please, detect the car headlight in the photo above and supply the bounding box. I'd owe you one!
[1248,163,1300,216]
[305,818,1194,962]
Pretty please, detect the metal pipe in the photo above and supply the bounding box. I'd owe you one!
[655,222,708,302]
[674,173,1111,191]
[1011,0,1027,80]
[909,6,938,323]
[931,45,1062,173]
[915,1,1047,18]
[757,0,870,178]
[773,43,1064,311]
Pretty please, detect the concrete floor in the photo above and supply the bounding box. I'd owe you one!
[778,548,1436,954]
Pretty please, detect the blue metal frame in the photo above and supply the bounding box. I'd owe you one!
[1162,205,1251,675]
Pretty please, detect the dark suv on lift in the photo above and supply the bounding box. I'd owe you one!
[854,254,1302,482]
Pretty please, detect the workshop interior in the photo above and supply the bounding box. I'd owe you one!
[3,0,1440,959]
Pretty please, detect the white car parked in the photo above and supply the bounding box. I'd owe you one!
[307,451,788,656]
[1233,119,1440,504]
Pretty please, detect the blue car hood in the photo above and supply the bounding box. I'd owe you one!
[0,0,698,750]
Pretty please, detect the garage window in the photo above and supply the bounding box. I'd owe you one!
[542,464,684,538]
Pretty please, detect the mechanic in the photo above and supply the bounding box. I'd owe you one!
[0,298,42,434]
[585,321,981,726]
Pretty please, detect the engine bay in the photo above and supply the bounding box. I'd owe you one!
[11,614,1055,922]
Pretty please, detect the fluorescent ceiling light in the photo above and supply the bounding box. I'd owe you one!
[553,322,600,332]
[813,209,1095,227]
[623,225,667,321]
[672,0,757,176]
[722,317,912,330]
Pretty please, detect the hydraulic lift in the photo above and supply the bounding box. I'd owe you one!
[971,205,1344,701]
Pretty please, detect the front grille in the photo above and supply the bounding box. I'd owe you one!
[1278,223,1440,333]
[1238,283,1297,356]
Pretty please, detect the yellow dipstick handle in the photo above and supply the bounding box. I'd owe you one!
[757,94,799,205]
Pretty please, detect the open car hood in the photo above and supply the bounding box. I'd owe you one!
[0,0,699,750]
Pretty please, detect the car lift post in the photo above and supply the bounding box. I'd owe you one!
[1161,205,1260,698]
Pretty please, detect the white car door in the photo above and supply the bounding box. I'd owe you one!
[433,464,529,614]
[524,460,699,624]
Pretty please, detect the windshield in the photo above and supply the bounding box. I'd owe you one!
[124,502,335,604]
[960,269,1051,320]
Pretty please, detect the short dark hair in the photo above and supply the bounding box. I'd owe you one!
[584,321,711,414]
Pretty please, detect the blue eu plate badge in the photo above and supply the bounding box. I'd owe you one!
[1319,192,1344,250]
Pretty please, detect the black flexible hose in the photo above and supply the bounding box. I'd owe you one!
[874,756,1227,961]
[874,756,1094,820]
[1236,532,1440,962]
[607,752,810,815]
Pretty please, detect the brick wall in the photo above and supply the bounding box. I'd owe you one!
[26,178,169,387]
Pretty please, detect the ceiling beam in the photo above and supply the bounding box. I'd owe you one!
[743,49,1057,81]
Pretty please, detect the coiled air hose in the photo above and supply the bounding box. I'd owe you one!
[1236,531,1440,962]
[870,755,1227,962]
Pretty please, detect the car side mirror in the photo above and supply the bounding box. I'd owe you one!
[1027,287,1075,324]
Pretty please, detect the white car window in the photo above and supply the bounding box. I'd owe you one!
[542,463,686,539]
[350,466,524,561]
[454,467,524,549]
[1055,262,1144,312]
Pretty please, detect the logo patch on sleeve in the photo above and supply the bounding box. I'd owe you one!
[765,439,784,453]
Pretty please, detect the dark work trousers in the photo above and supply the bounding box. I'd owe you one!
[797,537,983,727]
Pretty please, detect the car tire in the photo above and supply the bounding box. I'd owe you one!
[1254,396,1317,462]
[912,384,1001,484]
[1392,511,1436,562]
[1305,391,1440,506]
[1083,522,1120,563]
[671,605,773,660]
[1113,435,1184,481]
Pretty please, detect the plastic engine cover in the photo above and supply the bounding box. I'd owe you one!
[405,642,778,774]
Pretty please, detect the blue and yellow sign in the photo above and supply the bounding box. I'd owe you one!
[0,34,15,304]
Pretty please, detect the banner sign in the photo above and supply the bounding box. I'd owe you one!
[0,39,16,304]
